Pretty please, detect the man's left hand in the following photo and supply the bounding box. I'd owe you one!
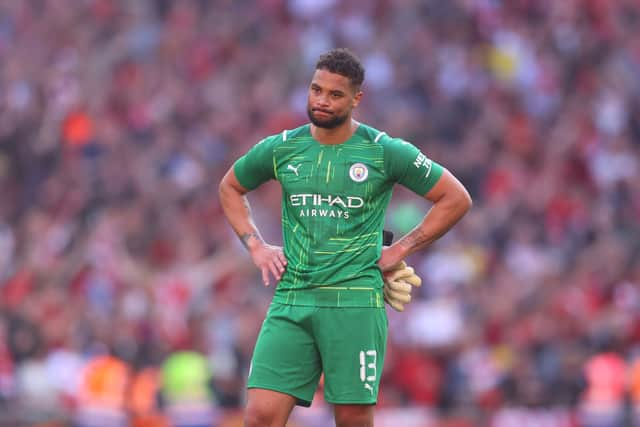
[378,245,406,272]
[383,261,422,312]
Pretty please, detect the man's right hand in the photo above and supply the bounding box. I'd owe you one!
[247,240,288,286]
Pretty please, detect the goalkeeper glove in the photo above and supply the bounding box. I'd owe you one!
[383,261,422,312]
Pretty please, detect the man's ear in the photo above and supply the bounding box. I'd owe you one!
[352,90,363,108]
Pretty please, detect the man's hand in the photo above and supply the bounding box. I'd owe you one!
[383,261,422,312]
[378,245,407,273]
[247,241,288,287]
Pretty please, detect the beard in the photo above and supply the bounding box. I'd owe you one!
[307,107,349,129]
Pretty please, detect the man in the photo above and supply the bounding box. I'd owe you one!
[218,48,471,427]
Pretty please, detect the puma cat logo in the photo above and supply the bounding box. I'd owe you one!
[364,383,374,396]
[287,164,301,176]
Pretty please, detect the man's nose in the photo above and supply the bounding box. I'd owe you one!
[315,94,330,107]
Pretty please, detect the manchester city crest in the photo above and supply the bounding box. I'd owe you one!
[349,163,368,182]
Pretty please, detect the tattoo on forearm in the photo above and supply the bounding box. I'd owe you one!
[400,229,432,251]
[240,232,260,248]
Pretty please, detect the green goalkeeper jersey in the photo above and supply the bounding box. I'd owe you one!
[234,123,443,307]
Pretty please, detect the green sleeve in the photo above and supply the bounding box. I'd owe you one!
[233,135,278,190]
[383,137,444,196]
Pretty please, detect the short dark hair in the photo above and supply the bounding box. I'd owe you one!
[315,48,365,90]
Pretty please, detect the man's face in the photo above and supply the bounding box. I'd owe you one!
[307,69,362,129]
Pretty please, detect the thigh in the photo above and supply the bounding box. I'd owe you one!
[245,388,297,427]
[334,404,374,427]
[314,307,388,405]
[248,303,322,407]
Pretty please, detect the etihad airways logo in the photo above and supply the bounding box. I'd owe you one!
[289,193,364,219]
[289,194,364,208]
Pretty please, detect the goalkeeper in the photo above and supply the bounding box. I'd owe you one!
[219,48,471,427]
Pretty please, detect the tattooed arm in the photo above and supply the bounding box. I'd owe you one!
[239,231,261,250]
[378,169,472,271]
[219,167,287,286]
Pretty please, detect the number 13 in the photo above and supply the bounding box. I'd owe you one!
[359,350,377,382]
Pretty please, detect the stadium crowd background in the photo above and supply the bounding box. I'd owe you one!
[0,0,639,426]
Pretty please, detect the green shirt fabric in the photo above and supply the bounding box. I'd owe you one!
[234,123,443,307]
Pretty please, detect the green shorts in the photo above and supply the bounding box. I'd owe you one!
[248,302,388,406]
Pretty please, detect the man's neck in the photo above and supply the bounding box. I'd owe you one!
[311,119,360,145]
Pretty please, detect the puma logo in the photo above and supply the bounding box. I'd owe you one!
[364,383,374,396]
[287,164,301,176]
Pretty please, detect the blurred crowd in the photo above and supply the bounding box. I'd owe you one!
[0,0,639,426]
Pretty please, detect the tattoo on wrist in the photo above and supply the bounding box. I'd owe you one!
[240,232,260,248]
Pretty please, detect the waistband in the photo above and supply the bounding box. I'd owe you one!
[272,286,385,308]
